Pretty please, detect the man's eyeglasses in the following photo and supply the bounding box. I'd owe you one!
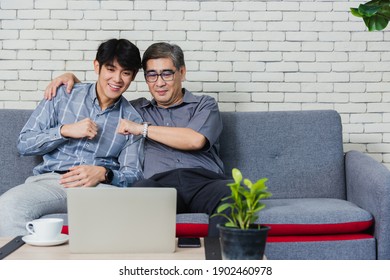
[144,70,176,83]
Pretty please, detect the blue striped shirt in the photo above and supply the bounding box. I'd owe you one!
[17,83,144,187]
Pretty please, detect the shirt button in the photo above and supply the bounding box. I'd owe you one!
[176,159,180,163]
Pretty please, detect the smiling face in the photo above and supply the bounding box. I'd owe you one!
[94,58,135,110]
[144,57,186,108]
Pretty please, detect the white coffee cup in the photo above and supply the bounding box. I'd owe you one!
[26,218,63,240]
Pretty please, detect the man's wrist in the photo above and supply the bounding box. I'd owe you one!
[59,124,65,137]
[142,122,151,138]
[60,124,69,138]
[103,167,114,184]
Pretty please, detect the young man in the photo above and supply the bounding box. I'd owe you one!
[44,42,231,237]
[0,39,144,237]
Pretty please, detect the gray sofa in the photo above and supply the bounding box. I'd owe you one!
[1,109,389,260]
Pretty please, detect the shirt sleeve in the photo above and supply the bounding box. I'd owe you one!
[111,109,145,187]
[185,96,223,150]
[17,96,67,156]
[111,135,144,187]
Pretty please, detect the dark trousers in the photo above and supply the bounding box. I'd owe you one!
[132,168,232,237]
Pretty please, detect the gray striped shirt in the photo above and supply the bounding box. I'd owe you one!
[17,83,144,187]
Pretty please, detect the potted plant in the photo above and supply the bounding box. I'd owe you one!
[351,0,390,31]
[212,168,272,260]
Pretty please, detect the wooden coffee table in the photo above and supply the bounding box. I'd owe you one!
[0,237,209,260]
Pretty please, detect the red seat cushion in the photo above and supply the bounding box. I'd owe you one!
[267,233,374,242]
[265,220,374,236]
[176,223,208,237]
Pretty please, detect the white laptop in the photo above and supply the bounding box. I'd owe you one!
[66,187,177,254]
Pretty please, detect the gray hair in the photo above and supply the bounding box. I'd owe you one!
[142,42,185,71]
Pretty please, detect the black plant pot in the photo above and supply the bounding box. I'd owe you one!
[217,224,270,260]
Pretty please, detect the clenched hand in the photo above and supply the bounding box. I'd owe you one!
[61,118,98,140]
[117,119,143,136]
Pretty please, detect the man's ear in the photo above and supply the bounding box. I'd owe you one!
[93,60,100,74]
[180,66,186,81]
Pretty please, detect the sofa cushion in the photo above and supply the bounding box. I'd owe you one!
[259,198,373,236]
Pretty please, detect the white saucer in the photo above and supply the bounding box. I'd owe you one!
[22,234,69,247]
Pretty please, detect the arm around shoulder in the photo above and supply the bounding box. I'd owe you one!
[44,72,81,100]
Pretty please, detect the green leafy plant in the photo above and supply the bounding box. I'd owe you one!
[351,0,390,31]
[213,168,272,230]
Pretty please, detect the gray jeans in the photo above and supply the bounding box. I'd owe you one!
[0,173,111,237]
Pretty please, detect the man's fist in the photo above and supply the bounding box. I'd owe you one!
[60,118,98,140]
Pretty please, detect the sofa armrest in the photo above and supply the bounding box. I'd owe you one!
[345,150,390,259]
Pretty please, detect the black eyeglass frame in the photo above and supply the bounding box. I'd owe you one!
[144,70,176,83]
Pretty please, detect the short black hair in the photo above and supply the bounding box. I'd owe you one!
[95,39,141,73]
[141,42,185,71]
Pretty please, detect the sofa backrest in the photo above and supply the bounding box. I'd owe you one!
[219,110,346,200]
[0,109,346,200]
[0,109,40,196]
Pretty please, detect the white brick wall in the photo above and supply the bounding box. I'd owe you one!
[1,0,390,168]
